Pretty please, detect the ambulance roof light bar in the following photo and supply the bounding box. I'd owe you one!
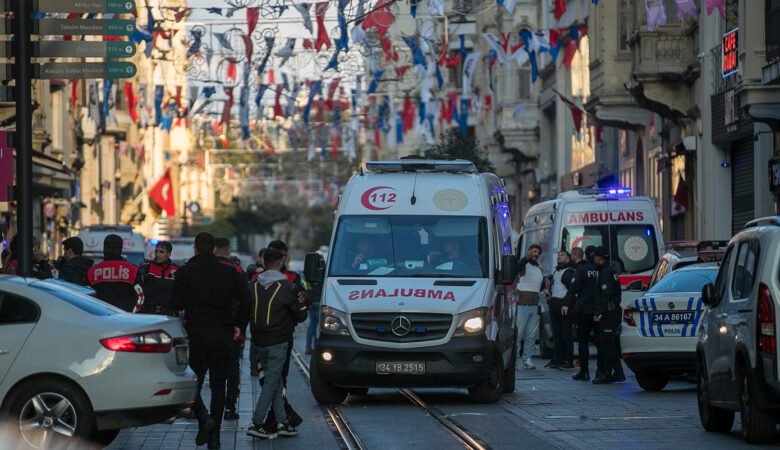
[365,160,478,174]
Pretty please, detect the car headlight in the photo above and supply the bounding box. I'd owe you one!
[454,307,487,337]
[320,305,350,336]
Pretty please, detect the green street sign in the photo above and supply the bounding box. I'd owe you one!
[34,62,137,79]
[34,0,136,14]
[33,41,136,58]
[33,19,135,36]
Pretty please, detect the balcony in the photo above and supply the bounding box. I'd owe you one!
[626,24,699,121]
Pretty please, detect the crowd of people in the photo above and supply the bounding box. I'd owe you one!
[515,244,625,384]
[0,232,321,449]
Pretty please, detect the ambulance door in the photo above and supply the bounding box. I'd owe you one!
[492,212,515,356]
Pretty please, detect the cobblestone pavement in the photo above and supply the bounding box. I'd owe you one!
[109,324,778,449]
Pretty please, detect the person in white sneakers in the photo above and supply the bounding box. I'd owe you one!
[515,244,545,370]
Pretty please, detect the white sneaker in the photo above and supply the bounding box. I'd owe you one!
[523,359,536,370]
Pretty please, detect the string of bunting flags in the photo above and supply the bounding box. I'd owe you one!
[68,0,722,162]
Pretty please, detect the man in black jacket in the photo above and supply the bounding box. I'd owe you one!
[592,246,622,385]
[246,248,308,440]
[172,232,250,449]
[138,241,178,315]
[570,246,601,381]
[59,237,93,286]
[87,235,144,312]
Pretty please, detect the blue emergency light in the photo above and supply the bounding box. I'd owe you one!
[149,239,159,245]
[608,188,632,195]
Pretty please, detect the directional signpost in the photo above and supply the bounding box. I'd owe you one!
[8,0,137,275]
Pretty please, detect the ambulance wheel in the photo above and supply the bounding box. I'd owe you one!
[310,359,348,404]
[468,350,504,403]
[503,341,517,394]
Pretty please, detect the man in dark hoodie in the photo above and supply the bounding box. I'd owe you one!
[246,248,308,440]
[172,232,250,449]
[570,245,601,381]
[59,237,93,286]
[87,234,144,312]
[546,250,577,370]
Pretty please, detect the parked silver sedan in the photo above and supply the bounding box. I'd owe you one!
[0,275,197,448]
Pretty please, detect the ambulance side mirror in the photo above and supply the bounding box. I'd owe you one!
[304,252,325,284]
[497,255,518,285]
[627,280,644,291]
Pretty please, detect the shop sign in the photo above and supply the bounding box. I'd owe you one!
[769,158,780,193]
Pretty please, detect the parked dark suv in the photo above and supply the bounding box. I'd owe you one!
[696,217,780,444]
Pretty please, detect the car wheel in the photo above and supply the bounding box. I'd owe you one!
[6,378,94,449]
[503,340,517,394]
[468,350,505,403]
[740,372,776,444]
[310,359,348,404]
[88,428,121,446]
[697,363,734,432]
[635,370,669,391]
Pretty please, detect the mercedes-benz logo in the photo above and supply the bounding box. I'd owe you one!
[668,302,675,309]
[391,316,411,337]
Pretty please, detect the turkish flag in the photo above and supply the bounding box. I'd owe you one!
[149,169,175,216]
[673,175,689,210]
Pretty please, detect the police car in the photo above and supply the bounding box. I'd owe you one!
[621,263,719,391]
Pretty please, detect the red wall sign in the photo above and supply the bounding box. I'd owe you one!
[722,28,738,78]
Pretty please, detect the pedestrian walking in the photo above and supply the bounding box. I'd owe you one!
[246,248,308,440]
[58,237,93,286]
[172,232,250,449]
[515,244,545,370]
[592,246,623,385]
[214,237,248,421]
[546,250,577,370]
[138,240,178,315]
[87,234,144,312]
[571,246,602,381]
[304,273,322,355]
[2,235,54,279]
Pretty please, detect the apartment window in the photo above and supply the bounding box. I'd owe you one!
[663,0,680,25]
[618,0,632,52]
[448,49,466,90]
[518,68,531,100]
[767,0,780,62]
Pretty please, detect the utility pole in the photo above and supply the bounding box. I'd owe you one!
[13,0,32,276]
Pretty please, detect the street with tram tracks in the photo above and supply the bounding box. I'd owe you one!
[108,325,772,450]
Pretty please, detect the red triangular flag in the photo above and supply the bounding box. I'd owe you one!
[555,0,566,20]
[562,39,578,70]
[221,87,234,126]
[124,82,138,122]
[361,0,395,36]
[247,7,259,35]
[149,169,175,216]
[673,175,689,209]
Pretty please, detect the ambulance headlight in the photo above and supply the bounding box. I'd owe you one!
[321,306,350,336]
[454,307,487,336]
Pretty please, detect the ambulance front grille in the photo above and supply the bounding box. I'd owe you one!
[350,313,453,343]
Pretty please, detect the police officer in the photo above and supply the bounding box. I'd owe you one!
[88,234,144,312]
[570,246,601,381]
[592,246,622,385]
[138,241,178,315]
[546,250,577,370]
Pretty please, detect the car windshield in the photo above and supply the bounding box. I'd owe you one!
[329,215,488,278]
[30,281,122,316]
[646,269,718,294]
[561,224,659,274]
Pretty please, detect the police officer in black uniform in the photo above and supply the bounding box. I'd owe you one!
[571,246,601,381]
[592,246,622,385]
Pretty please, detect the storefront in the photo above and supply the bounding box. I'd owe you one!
[770,157,780,214]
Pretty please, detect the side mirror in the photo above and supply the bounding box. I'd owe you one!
[627,279,644,291]
[702,283,715,306]
[304,252,325,284]
[497,254,518,285]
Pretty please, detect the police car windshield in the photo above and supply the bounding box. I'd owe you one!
[329,215,488,278]
[562,225,658,274]
[646,269,718,294]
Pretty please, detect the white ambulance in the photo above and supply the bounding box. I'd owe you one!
[78,225,147,266]
[519,188,664,295]
[518,189,664,356]
[304,159,518,403]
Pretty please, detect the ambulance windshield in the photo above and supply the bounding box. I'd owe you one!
[561,225,659,274]
[329,215,488,278]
